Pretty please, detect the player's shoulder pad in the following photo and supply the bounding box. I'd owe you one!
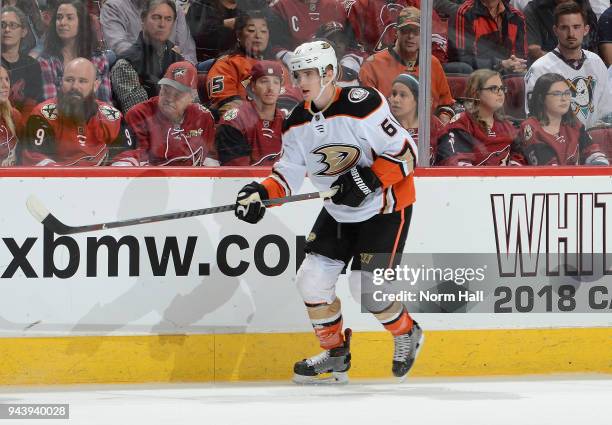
[327,86,383,119]
[282,101,310,133]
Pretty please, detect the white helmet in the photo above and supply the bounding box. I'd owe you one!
[289,40,338,80]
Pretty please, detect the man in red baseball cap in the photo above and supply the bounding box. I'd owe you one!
[215,60,285,166]
[113,61,218,166]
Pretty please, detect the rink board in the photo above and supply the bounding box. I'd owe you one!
[0,167,611,384]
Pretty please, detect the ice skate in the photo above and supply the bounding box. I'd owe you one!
[392,322,423,381]
[293,329,352,384]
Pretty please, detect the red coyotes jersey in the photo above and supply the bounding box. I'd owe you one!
[207,54,301,109]
[0,108,21,166]
[270,0,348,49]
[215,100,284,166]
[515,117,604,165]
[346,0,448,60]
[115,97,216,166]
[435,111,518,166]
[22,99,131,166]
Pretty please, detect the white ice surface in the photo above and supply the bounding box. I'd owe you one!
[0,376,611,425]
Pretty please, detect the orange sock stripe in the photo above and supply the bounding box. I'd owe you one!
[382,307,414,336]
[388,208,405,268]
[313,318,344,350]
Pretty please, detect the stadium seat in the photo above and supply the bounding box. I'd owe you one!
[446,74,469,100]
[503,75,526,120]
[588,127,612,160]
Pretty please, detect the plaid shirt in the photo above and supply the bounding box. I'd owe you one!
[38,51,112,102]
[110,59,149,114]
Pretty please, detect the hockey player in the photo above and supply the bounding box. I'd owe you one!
[112,61,218,166]
[21,58,133,166]
[233,40,423,383]
[215,60,284,166]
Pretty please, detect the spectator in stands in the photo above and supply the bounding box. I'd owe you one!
[101,0,197,64]
[21,58,132,166]
[4,0,47,56]
[38,0,112,102]
[346,0,454,69]
[436,69,518,165]
[525,1,611,129]
[268,0,347,60]
[449,0,528,74]
[215,60,284,166]
[1,6,44,115]
[516,72,608,164]
[434,0,463,18]
[359,7,456,123]
[597,3,612,66]
[524,0,598,62]
[113,61,218,166]
[186,0,241,61]
[388,73,444,165]
[0,66,22,166]
[315,21,368,87]
[110,0,185,114]
[206,10,300,116]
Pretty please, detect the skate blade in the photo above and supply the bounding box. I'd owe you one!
[292,371,349,385]
[396,333,425,384]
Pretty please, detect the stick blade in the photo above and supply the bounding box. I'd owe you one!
[26,195,50,223]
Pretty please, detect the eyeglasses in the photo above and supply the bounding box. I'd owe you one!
[546,90,572,99]
[480,85,508,95]
[1,22,23,30]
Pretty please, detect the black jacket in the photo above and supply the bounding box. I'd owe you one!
[118,32,184,99]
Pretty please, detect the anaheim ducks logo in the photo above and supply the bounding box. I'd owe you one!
[311,144,361,176]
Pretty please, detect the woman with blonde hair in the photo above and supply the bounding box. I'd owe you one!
[436,69,519,166]
[0,66,22,166]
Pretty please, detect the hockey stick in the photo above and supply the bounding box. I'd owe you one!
[26,189,337,235]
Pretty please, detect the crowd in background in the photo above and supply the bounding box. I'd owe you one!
[0,0,610,167]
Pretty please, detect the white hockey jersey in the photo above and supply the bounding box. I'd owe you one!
[262,86,418,223]
[525,49,612,129]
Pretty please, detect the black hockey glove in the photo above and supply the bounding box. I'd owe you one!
[331,166,381,208]
[235,181,269,224]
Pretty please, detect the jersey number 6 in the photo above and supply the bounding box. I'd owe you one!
[380,118,398,137]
